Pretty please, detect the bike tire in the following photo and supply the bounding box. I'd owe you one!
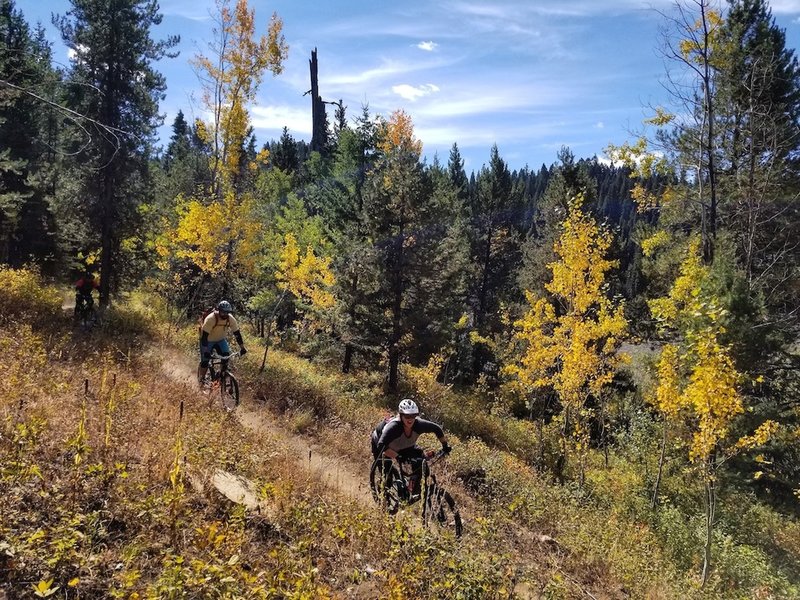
[220,372,240,410]
[369,459,401,515]
[423,483,463,537]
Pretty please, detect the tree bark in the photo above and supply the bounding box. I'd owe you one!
[701,458,716,587]
[309,48,326,153]
[652,418,668,510]
[342,342,353,373]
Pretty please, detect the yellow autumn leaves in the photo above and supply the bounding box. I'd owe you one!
[506,196,627,470]
[650,239,777,465]
[506,198,776,474]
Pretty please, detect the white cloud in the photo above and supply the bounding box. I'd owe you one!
[327,59,433,87]
[417,41,438,51]
[392,83,440,101]
[769,0,800,14]
[251,105,312,135]
[67,44,89,62]
[594,121,605,129]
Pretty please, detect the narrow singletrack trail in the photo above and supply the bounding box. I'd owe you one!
[155,347,546,598]
[157,348,374,507]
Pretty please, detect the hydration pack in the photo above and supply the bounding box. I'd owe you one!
[198,307,218,332]
[370,413,395,458]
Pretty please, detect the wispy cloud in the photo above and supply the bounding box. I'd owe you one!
[159,0,214,21]
[392,83,440,101]
[326,59,439,87]
[417,41,437,51]
[251,105,311,135]
[769,0,800,14]
[449,0,676,19]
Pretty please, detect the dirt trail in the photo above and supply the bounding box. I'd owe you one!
[157,348,547,599]
[158,348,373,507]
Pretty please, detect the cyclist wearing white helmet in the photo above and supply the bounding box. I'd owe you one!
[197,300,247,385]
[372,398,451,461]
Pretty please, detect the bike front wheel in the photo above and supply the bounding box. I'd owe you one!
[423,483,462,537]
[369,459,401,515]
[220,372,240,410]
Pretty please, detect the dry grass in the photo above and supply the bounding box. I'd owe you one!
[0,270,517,599]
[2,269,796,599]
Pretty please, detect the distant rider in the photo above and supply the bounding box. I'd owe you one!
[74,272,99,315]
[197,300,247,385]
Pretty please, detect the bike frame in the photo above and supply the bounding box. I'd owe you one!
[373,450,446,505]
[369,449,462,536]
[203,351,240,410]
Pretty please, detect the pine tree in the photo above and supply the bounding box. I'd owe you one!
[447,142,469,204]
[55,0,179,305]
[0,0,60,267]
[358,111,467,390]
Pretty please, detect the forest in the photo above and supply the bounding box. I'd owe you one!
[1,0,799,597]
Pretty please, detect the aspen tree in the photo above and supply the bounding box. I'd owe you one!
[507,195,627,483]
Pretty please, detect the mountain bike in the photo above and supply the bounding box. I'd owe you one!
[369,450,462,537]
[199,350,240,411]
[74,295,97,329]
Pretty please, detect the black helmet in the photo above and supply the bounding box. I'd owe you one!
[217,300,233,314]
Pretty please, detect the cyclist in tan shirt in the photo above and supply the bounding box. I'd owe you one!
[197,300,247,385]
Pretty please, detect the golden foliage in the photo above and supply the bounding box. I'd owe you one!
[276,233,336,310]
[605,137,671,181]
[678,10,725,67]
[640,230,672,258]
[0,267,63,324]
[191,0,288,189]
[507,196,627,414]
[648,240,776,464]
[378,110,423,157]
[163,192,263,276]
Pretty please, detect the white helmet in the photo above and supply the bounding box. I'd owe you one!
[398,399,419,415]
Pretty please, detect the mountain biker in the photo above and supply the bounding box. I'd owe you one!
[372,399,451,495]
[197,300,247,386]
[74,272,99,315]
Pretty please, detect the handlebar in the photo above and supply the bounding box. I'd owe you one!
[209,351,240,360]
[392,449,451,467]
[425,449,450,466]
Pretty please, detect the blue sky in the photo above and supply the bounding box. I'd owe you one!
[15,0,800,172]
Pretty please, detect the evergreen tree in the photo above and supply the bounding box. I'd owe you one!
[717,0,800,338]
[55,0,178,305]
[447,142,469,204]
[0,0,60,268]
[517,147,596,299]
[470,145,518,326]
[272,126,299,173]
[324,107,381,372]
[361,111,463,390]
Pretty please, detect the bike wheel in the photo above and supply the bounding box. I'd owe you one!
[369,459,401,515]
[220,372,239,410]
[423,483,463,537]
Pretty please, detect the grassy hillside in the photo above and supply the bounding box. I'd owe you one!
[1,268,798,599]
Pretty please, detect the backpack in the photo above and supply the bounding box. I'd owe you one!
[370,413,395,458]
[198,307,218,333]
